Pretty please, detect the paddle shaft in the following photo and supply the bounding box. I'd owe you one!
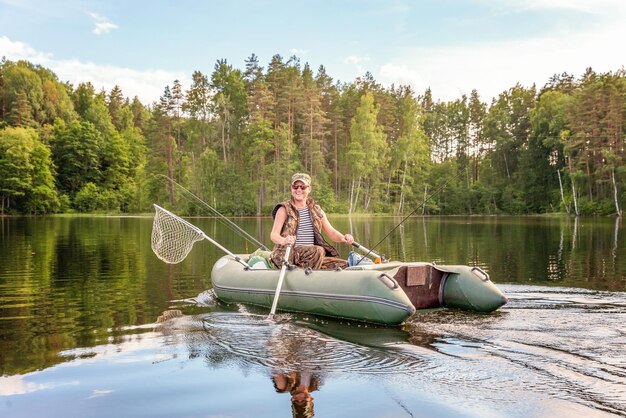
[200,231,249,268]
[269,245,292,316]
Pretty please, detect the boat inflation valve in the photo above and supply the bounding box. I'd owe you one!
[304,267,313,275]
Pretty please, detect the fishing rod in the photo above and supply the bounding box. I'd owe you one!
[355,168,469,264]
[351,242,383,264]
[154,174,269,251]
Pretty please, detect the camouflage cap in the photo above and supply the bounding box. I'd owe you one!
[291,173,311,186]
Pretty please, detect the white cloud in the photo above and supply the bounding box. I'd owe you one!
[0,35,51,61]
[93,21,118,35]
[0,374,79,395]
[0,36,187,104]
[379,63,427,91]
[88,389,114,398]
[377,13,626,102]
[86,11,119,35]
[55,59,189,103]
[340,56,373,81]
[289,48,308,55]
[344,55,370,65]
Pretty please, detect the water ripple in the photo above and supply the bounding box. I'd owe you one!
[163,312,430,377]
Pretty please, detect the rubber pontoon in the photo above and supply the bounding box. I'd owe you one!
[211,255,507,325]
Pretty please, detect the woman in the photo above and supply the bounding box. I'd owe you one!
[270,173,354,269]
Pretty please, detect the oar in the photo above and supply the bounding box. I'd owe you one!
[269,244,292,318]
[352,242,383,264]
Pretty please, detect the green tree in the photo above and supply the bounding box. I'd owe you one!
[423,97,451,162]
[483,84,536,213]
[130,96,149,132]
[1,60,43,127]
[119,126,147,212]
[184,70,212,149]
[468,89,486,182]
[108,85,127,132]
[0,126,58,214]
[50,119,102,197]
[335,82,362,201]
[143,104,176,206]
[266,55,302,157]
[315,65,342,194]
[348,92,387,213]
[72,82,96,119]
[241,119,275,214]
[520,90,571,212]
[298,63,328,179]
[390,86,430,214]
[211,60,247,165]
[564,69,625,214]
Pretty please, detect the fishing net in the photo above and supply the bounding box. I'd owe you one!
[151,204,205,264]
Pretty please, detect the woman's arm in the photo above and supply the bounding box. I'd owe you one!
[320,210,354,245]
[270,206,296,246]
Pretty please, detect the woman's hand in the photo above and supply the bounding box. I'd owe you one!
[341,233,354,245]
[282,235,296,246]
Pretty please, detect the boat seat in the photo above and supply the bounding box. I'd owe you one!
[393,265,445,309]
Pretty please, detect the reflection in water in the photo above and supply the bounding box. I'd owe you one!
[613,216,621,261]
[272,371,318,418]
[572,215,579,250]
[268,327,321,418]
[4,286,624,418]
[155,293,437,417]
[151,286,626,417]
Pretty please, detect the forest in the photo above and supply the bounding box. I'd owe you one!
[0,55,624,216]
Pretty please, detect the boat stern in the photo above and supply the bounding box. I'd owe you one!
[440,266,507,312]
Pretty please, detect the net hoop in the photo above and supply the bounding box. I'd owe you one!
[151,204,205,264]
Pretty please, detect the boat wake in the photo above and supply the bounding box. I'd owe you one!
[403,285,626,416]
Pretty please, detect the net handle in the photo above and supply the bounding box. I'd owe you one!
[153,204,249,268]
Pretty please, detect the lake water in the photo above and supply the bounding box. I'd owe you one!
[1,215,625,417]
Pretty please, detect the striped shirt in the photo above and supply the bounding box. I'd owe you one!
[295,207,315,247]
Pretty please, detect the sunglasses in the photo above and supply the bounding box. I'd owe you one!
[292,184,309,190]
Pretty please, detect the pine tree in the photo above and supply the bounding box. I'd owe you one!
[184,71,212,149]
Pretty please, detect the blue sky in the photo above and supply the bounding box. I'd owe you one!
[1,0,624,104]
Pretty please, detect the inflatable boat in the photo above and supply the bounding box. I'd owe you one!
[211,255,507,325]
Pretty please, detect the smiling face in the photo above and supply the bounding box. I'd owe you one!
[291,181,310,206]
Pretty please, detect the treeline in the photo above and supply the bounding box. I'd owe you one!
[0,55,624,216]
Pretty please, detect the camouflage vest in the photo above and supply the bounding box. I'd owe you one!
[271,198,339,262]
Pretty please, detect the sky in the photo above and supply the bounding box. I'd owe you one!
[1,0,625,105]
